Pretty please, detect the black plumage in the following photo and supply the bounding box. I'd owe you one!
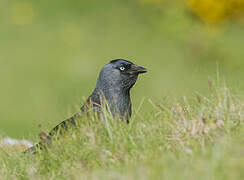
[25,59,147,153]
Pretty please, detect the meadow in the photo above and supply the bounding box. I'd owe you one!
[0,80,243,179]
[0,0,243,179]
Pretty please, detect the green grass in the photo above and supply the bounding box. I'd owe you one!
[1,0,244,138]
[0,80,243,179]
[0,1,243,178]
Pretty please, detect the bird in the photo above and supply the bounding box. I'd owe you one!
[25,59,147,153]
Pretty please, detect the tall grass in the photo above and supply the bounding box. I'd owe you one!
[0,80,243,179]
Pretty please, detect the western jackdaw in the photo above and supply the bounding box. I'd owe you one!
[25,59,147,153]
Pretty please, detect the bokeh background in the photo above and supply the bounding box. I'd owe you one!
[0,0,243,140]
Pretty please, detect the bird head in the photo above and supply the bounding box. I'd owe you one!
[97,59,147,92]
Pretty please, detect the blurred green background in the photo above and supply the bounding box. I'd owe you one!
[0,0,243,139]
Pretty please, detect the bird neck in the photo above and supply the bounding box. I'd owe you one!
[92,85,131,119]
[94,85,131,105]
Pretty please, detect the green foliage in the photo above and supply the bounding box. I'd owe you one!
[0,0,244,138]
[0,1,243,178]
[0,82,243,179]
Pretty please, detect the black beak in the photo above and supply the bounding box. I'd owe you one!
[134,65,147,74]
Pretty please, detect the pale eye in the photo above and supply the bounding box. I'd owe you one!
[120,66,125,71]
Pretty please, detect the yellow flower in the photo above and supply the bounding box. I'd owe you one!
[187,0,244,24]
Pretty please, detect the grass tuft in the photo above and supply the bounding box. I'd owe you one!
[0,80,243,179]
